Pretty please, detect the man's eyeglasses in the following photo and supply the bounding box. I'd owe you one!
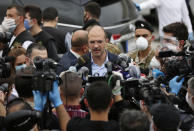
[160,36,179,45]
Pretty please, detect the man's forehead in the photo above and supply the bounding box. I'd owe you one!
[88,26,105,38]
[7,7,18,16]
[135,28,151,35]
[31,49,47,59]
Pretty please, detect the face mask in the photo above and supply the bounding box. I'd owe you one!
[162,43,179,52]
[15,64,27,71]
[2,17,17,33]
[150,56,161,69]
[186,92,194,111]
[136,37,148,51]
[24,19,33,30]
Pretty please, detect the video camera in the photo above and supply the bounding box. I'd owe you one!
[158,40,194,80]
[0,32,11,43]
[32,56,62,92]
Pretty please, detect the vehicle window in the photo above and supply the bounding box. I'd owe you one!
[15,0,84,25]
[99,0,138,26]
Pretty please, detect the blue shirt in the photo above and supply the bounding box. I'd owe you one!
[91,54,109,76]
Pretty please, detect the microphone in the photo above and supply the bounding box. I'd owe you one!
[128,65,141,78]
[117,53,131,69]
[119,53,128,62]
[105,61,113,74]
[73,54,90,70]
[78,66,89,80]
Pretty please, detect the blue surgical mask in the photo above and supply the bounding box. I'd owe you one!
[15,64,27,71]
[24,19,32,30]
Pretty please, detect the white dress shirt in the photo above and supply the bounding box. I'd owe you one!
[140,0,193,36]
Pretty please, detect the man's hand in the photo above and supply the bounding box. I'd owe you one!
[169,76,184,95]
[1,17,16,33]
[32,90,47,111]
[49,81,63,108]
[152,69,165,79]
[188,32,194,41]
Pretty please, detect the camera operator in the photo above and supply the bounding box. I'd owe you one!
[1,5,35,57]
[59,71,88,118]
[32,81,70,130]
[152,22,189,79]
[25,43,48,67]
[83,25,118,76]
[15,66,35,107]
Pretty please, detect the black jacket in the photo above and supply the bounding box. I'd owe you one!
[34,31,59,62]
[2,30,35,57]
[43,27,67,54]
[57,51,77,75]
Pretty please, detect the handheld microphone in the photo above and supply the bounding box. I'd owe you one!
[117,53,131,69]
[74,55,90,70]
[78,66,89,80]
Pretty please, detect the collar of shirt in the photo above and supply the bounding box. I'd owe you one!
[70,49,80,59]
[9,35,16,48]
[91,52,109,76]
[64,104,81,110]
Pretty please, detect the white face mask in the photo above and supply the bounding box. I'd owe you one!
[136,37,148,51]
[186,92,194,111]
[2,17,17,33]
[149,56,161,69]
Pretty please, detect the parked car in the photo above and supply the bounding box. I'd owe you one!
[0,0,142,34]
[0,0,143,52]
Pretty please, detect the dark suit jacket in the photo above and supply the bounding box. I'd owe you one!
[57,51,77,75]
[84,52,118,75]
